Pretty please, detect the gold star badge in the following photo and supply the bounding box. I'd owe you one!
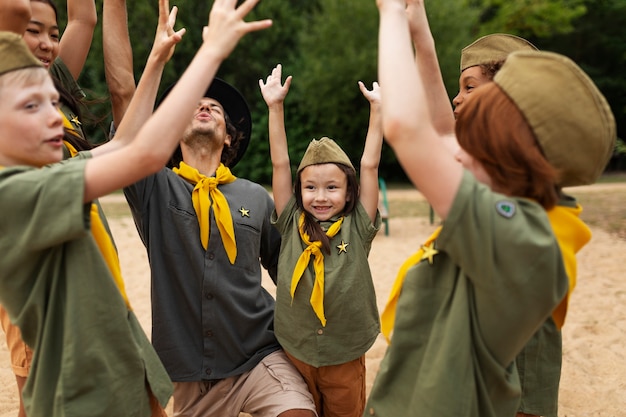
[420,241,438,265]
[70,115,81,126]
[239,207,250,217]
[336,240,349,254]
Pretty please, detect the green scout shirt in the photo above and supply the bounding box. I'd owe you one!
[0,156,172,417]
[516,316,561,417]
[365,171,568,417]
[272,196,381,367]
[515,196,576,417]
[124,170,282,381]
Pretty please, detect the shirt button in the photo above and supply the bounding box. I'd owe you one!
[208,253,215,260]
[206,330,213,337]
[206,368,212,376]
[206,292,213,300]
[317,329,323,335]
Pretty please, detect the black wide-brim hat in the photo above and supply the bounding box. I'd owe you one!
[159,77,251,168]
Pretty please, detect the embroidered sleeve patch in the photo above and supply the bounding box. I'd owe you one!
[495,201,516,218]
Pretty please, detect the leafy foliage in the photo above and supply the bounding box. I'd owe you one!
[53,0,625,183]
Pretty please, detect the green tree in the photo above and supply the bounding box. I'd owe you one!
[472,0,587,37]
[53,0,625,182]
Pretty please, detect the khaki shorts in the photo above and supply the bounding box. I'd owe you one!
[0,305,32,378]
[285,351,366,417]
[173,350,317,417]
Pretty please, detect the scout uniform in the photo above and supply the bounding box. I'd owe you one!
[366,51,615,416]
[272,137,381,417]
[0,55,89,382]
[0,32,172,417]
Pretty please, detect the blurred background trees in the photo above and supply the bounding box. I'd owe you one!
[57,0,626,184]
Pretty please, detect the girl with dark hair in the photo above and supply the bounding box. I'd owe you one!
[260,64,383,417]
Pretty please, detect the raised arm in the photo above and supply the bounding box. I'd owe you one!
[103,0,135,130]
[259,64,293,216]
[83,0,271,203]
[0,0,31,34]
[92,0,185,157]
[377,0,461,220]
[407,0,455,139]
[357,81,383,223]
[59,0,97,80]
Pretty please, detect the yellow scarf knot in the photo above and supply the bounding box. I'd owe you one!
[173,162,238,264]
[291,213,344,327]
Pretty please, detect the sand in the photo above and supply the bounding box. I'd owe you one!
[2,186,626,417]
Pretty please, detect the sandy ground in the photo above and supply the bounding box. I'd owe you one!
[2,186,626,417]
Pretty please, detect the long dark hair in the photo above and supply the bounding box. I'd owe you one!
[31,0,94,151]
[294,163,359,254]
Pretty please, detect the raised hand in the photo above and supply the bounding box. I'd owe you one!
[358,81,381,107]
[202,0,272,61]
[151,0,186,64]
[259,64,293,108]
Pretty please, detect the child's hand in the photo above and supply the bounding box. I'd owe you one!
[259,64,293,108]
[359,81,381,107]
[406,0,428,39]
[150,0,186,64]
[202,0,272,61]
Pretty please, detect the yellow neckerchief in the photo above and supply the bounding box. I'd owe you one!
[547,204,591,329]
[292,213,344,327]
[380,226,442,343]
[64,140,131,309]
[379,203,591,342]
[173,161,238,263]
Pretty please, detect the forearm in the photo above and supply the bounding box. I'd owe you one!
[0,0,30,33]
[378,1,462,219]
[102,53,166,151]
[360,103,383,172]
[379,3,426,142]
[268,104,292,214]
[60,0,97,80]
[410,2,455,136]
[359,103,383,221]
[103,0,136,128]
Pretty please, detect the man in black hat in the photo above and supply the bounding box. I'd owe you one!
[123,79,317,417]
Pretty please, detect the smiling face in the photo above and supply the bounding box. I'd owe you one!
[452,66,491,119]
[0,69,64,167]
[22,1,60,69]
[299,163,350,221]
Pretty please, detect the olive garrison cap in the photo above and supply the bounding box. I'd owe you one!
[494,50,616,187]
[297,137,355,174]
[460,33,537,72]
[0,32,43,76]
